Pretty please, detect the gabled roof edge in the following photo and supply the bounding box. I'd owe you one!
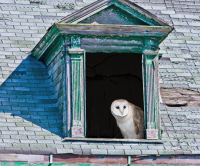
[58,0,171,27]
[31,24,60,60]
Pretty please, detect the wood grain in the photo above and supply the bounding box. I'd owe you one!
[57,23,172,37]
[53,155,127,164]
[161,88,200,106]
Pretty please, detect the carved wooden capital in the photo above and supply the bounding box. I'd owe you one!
[71,36,81,49]
[143,49,159,65]
[143,39,159,63]
[144,38,159,49]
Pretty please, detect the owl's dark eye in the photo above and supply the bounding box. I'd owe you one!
[124,106,126,109]
[116,106,119,109]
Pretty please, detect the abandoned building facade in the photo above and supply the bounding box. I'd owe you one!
[0,0,200,165]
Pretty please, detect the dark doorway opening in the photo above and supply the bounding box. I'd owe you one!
[86,53,144,138]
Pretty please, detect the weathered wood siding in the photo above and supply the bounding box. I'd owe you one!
[48,52,63,113]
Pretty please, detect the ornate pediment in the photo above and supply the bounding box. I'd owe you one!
[74,5,148,25]
[31,0,174,140]
[60,0,169,26]
[32,0,173,64]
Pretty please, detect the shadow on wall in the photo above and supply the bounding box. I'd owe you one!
[0,55,63,137]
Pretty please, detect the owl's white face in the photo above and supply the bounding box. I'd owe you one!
[111,99,129,117]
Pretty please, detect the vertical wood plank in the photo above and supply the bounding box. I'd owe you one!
[69,36,85,138]
[62,37,71,137]
[143,52,159,139]
[154,56,161,139]
[143,38,160,140]
[62,45,67,136]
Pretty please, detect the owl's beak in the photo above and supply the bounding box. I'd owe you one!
[120,110,123,115]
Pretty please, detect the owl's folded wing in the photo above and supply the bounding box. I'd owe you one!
[133,106,144,139]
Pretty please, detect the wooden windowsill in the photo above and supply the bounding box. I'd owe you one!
[63,137,164,143]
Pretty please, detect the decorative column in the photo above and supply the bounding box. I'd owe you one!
[142,39,160,139]
[68,36,86,138]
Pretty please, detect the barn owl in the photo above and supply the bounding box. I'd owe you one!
[111,99,144,139]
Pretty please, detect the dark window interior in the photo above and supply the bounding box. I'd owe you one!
[86,53,144,138]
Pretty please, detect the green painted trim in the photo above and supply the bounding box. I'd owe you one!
[30,2,173,141]
[56,23,173,38]
[31,24,60,60]
[83,50,86,137]
[70,36,86,138]
[142,54,147,138]
[111,0,157,26]
[44,36,63,66]
[31,24,172,64]
[143,53,160,139]
[127,156,131,165]
[148,122,156,129]
[57,23,172,29]
[158,53,162,59]
[60,0,172,27]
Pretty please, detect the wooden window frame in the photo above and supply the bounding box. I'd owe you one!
[62,33,162,140]
[32,23,173,141]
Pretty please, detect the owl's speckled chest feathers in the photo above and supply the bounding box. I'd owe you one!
[117,117,137,139]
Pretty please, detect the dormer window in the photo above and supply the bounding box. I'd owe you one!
[32,0,173,140]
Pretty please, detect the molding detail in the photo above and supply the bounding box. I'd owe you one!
[71,36,81,49]
[68,48,85,55]
[146,129,158,139]
[72,126,84,138]
[142,54,160,139]
[143,49,158,56]
[69,36,85,138]
[30,0,173,141]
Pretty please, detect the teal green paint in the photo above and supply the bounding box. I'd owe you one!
[158,53,162,59]
[32,24,60,60]
[70,37,83,124]
[44,36,63,66]
[83,51,86,137]
[142,54,147,138]
[59,26,171,37]
[69,36,85,137]
[71,55,82,122]
[127,156,131,165]
[49,155,53,164]
[61,38,69,137]
[148,122,156,129]
[0,163,12,166]
[71,36,81,49]
[111,0,159,26]
[31,24,172,62]
[143,54,158,132]
[80,5,148,25]
[30,1,173,140]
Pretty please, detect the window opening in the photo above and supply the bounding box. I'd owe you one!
[86,52,144,138]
